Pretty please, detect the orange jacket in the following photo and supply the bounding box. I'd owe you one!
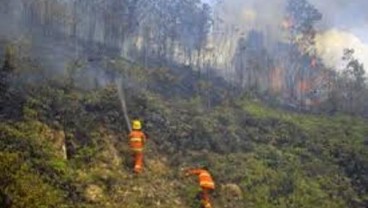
[187,169,215,190]
[128,130,147,152]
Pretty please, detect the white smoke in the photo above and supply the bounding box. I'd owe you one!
[210,0,368,73]
[213,0,287,43]
[208,0,287,72]
[315,29,368,71]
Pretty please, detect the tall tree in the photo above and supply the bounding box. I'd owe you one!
[285,0,322,108]
[1,45,16,91]
[339,49,366,114]
[233,31,270,94]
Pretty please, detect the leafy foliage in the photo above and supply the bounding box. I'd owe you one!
[1,40,368,208]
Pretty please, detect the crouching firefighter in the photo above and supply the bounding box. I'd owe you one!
[128,120,147,174]
[185,166,215,208]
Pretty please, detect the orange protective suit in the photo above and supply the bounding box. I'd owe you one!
[128,130,147,173]
[186,168,215,208]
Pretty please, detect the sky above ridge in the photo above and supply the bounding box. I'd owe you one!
[204,0,368,69]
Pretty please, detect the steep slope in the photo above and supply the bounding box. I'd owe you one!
[1,60,368,208]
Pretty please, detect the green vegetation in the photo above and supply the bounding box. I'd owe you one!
[1,52,368,208]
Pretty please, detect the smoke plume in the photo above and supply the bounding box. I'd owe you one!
[211,0,368,72]
[315,29,368,71]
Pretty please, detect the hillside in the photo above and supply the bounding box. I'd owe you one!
[1,58,368,208]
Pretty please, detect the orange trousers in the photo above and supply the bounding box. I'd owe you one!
[132,152,143,173]
[200,187,213,208]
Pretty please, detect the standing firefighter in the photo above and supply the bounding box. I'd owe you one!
[185,167,215,208]
[128,120,147,174]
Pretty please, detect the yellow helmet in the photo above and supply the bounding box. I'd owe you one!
[132,120,142,130]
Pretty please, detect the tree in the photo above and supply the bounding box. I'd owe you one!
[0,45,16,98]
[232,31,270,94]
[338,49,367,114]
[342,49,366,89]
[285,0,322,108]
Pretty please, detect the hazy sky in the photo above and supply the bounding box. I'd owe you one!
[310,0,368,42]
[205,0,368,70]
[202,0,215,5]
[202,0,368,42]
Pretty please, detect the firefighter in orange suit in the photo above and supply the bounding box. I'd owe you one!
[185,167,215,208]
[128,120,147,174]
